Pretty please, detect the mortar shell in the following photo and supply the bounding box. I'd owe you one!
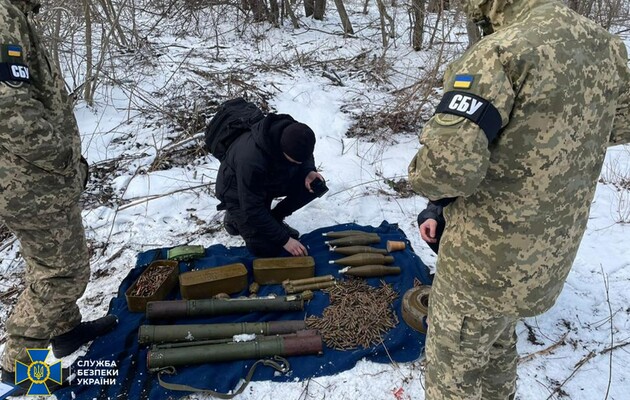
[329,253,394,267]
[330,246,389,255]
[325,235,381,246]
[322,230,380,239]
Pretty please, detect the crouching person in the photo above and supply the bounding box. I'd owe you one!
[216,113,325,257]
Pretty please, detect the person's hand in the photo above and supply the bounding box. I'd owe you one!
[419,219,438,243]
[305,171,325,193]
[283,237,308,256]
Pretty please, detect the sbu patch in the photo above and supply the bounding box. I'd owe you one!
[435,91,502,143]
[0,44,29,87]
[0,62,30,86]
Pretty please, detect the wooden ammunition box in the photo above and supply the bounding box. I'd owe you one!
[126,260,179,313]
[179,263,248,299]
[253,256,315,285]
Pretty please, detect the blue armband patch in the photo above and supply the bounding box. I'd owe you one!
[435,91,502,144]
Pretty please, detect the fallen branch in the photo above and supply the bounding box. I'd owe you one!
[519,330,569,364]
[546,351,596,400]
[118,183,211,211]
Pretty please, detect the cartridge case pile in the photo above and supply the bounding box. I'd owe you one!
[306,279,399,350]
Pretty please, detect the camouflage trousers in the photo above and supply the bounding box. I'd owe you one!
[0,204,90,372]
[424,285,518,400]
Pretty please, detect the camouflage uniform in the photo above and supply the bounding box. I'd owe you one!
[407,0,630,398]
[0,0,89,372]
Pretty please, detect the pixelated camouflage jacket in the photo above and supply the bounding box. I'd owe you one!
[408,0,630,317]
[0,0,85,217]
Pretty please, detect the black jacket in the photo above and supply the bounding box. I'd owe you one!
[216,114,316,246]
[417,201,447,253]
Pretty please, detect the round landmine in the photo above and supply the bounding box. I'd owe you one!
[401,285,431,334]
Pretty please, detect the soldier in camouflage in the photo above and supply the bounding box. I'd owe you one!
[0,0,117,392]
[407,0,630,398]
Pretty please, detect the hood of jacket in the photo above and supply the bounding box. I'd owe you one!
[462,0,548,33]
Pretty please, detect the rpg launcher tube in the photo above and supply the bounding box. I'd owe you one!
[322,230,380,238]
[330,245,389,256]
[325,235,380,246]
[146,295,304,320]
[147,331,323,369]
[138,320,307,344]
[330,253,394,267]
[342,265,401,277]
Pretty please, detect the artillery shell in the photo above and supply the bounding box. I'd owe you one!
[322,230,380,239]
[330,246,389,255]
[330,253,394,267]
[324,235,381,246]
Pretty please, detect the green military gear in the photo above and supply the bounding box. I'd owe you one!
[409,0,630,318]
[0,0,85,217]
[425,290,518,400]
[1,0,90,372]
[409,0,630,398]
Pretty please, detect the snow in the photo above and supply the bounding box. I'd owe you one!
[1,3,630,400]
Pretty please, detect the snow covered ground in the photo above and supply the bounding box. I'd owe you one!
[1,4,629,399]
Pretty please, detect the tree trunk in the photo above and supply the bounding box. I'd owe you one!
[269,0,279,25]
[427,0,442,13]
[304,0,314,17]
[96,0,129,48]
[284,0,300,28]
[83,0,94,106]
[376,0,395,41]
[244,0,267,21]
[411,0,425,51]
[334,0,354,35]
[313,0,326,20]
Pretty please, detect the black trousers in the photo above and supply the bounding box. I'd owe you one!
[227,177,318,257]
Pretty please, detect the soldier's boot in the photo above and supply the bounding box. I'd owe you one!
[223,213,240,236]
[1,367,72,396]
[50,315,118,358]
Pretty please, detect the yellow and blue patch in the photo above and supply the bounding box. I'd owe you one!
[453,74,474,89]
[7,45,22,58]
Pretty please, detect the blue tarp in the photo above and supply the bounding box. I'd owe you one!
[56,221,432,400]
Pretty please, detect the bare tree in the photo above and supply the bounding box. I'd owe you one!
[376,0,395,46]
[305,0,326,19]
[334,0,354,35]
[243,0,267,21]
[314,0,326,20]
[410,0,426,50]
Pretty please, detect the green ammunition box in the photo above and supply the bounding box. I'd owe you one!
[126,260,179,313]
[179,263,248,299]
[253,256,315,285]
[167,245,206,261]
